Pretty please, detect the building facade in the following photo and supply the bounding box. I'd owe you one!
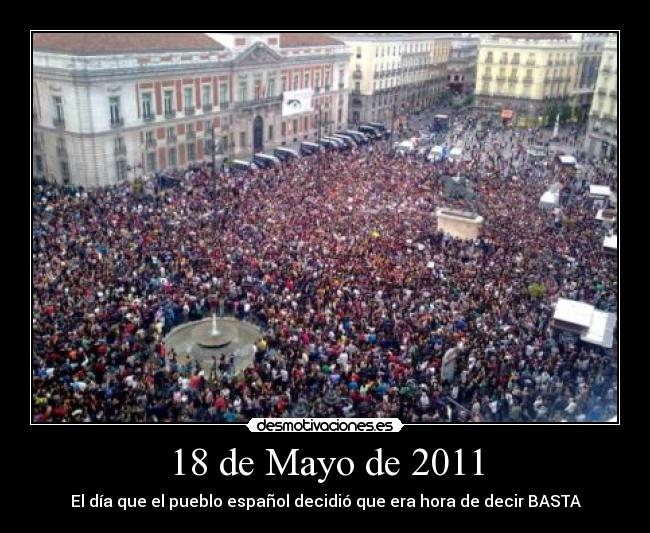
[584,34,617,160]
[447,34,479,95]
[570,32,610,121]
[32,32,349,186]
[474,33,579,127]
[330,33,451,126]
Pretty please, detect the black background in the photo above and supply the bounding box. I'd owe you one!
[24,25,631,524]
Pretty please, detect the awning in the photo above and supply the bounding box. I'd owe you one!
[501,109,514,119]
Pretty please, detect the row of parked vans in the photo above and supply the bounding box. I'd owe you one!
[227,123,388,172]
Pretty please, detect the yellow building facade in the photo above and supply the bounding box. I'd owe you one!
[474,33,579,127]
[584,34,617,160]
[332,33,451,125]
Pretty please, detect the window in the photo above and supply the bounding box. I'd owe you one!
[292,120,298,134]
[315,73,320,89]
[219,83,229,104]
[267,79,275,97]
[338,108,342,123]
[254,80,262,100]
[184,87,193,110]
[281,122,286,136]
[304,117,308,130]
[202,85,211,107]
[293,75,299,89]
[187,143,195,162]
[115,137,125,152]
[168,148,177,167]
[238,82,247,102]
[109,96,121,125]
[239,131,246,148]
[355,82,360,92]
[187,123,194,135]
[147,152,156,172]
[52,95,64,123]
[356,47,362,59]
[141,93,153,118]
[204,120,212,132]
[526,68,533,79]
[116,160,127,181]
[204,138,213,154]
[164,90,174,114]
[281,76,287,92]
[35,155,43,173]
[512,53,520,64]
[339,69,344,86]
[60,161,70,183]
[304,73,310,87]
[268,125,273,140]
[325,72,330,88]
[167,126,175,139]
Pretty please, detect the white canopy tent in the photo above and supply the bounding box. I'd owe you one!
[580,309,617,349]
[603,235,618,251]
[553,298,617,348]
[589,184,612,198]
[539,191,559,209]
[558,155,577,165]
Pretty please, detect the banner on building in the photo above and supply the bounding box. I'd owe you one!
[282,89,313,117]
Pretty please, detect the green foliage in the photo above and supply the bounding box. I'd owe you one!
[528,282,547,299]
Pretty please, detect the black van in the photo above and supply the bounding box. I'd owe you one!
[273,147,301,161]
[300,141,322,156]
[252,153,281,169]
[358,125,382,140]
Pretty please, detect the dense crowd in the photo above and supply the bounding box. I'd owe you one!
[32,113,618,423]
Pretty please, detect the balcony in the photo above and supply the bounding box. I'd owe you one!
[609,90,617,99]
[499,59,508,65]
[338,82,345,89]
[142,113,155,123]
[220,102,230,110]
[164,109,177,119]
[114,145,127,156]
[186,131,196,141]
[145,139,157,149]
[481,74,492,81]
[232,95,283,110]
[598,88,607,96]
[508,76,518,83]
[202,103,213,112]
[110,118,124,129]
[523,77,534,85]
[53,117,65,128]
[56,146,67,157]
[602,65,612,74]
[353,69,363,80]
[511,58,520,65]
[496,75,506,81]
[485,57,493,64]
[526,60,536,67]
[166,135,177,144]
[185,107,195,116]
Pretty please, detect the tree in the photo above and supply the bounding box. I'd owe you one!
[528,282,547,299]
[560,104,572,124]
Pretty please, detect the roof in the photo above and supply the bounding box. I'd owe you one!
[494,33,571,40]
[590,184,612,197]
[558,155,577,165]
[33,32,224,55]
[553,298,594,329]
[580,310,616,348]
[279,33,343,48]
[603,235,617,250]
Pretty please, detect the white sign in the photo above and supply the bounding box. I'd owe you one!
[282,89,313,117]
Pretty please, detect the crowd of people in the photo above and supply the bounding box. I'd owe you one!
[32,111,618,423]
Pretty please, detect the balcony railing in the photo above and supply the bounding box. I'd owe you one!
[609,90,617,98]
[114,145,127,156]
[56,146,67,157]
[110,118,124,129]
[508,77,518,83]
[185,107,195,116]
[526,60,536,66]
[53,117,65,128]
[164,109,177,119]
[202,103,213,112]
[499,59,508,65]
[523,77,534,84]
[598,88,607,96]
[232,95,282,110]
[142,113,155,122]
[353,70,362,79]
[166,135,177,144]
[220,102,229,110]
[481,74,492,81]
[496,75,506,81]
[511,58,520,65]
[145,139,157,148]
[186,131,196,141]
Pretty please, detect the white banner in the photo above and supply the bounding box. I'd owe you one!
[282,89,313,117]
